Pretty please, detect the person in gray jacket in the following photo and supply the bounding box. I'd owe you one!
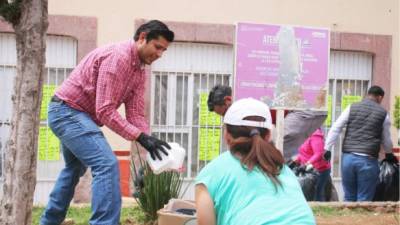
[324,85,397,201]
[283,110,327,160]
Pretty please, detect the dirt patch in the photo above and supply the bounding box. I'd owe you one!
[312,203,400,225]
[121,215,400,225]
[121,214,400,225]
[55,202,400,225]
[316,213,399,225]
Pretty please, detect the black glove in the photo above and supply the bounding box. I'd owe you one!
[298,165,306,172]
[286,159,300,169]
[385,153,398,164]
[323,150,331,161]
[137,133,170,160]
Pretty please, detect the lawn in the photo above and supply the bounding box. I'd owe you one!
[32,205,399,225]
[32,206,146,225]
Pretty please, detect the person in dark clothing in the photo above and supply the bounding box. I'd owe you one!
[324,85,397,201]
[208,85,232,116]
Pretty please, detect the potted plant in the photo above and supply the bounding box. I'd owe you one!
[130,143,187,223]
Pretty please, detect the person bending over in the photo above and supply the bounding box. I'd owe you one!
[195,98,315,225]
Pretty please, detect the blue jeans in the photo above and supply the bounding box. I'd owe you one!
[40,101,121,225]
[314,168,331,201]
[341,153,379,201]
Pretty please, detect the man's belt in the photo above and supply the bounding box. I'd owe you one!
[51,95,64,103]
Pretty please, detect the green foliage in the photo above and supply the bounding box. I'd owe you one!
[394,96,400,129]
[32,206,146,225]
[131,145,186,222]
[312,206,371,216]
[0,0,22,25]
[32,205,395,224]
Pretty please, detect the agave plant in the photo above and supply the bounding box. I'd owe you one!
[130,143,187,222]
[394,96,400,145]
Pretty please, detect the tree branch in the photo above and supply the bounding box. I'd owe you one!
[0,0,22,25]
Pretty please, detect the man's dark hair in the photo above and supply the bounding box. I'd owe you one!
[208,85,232,111]
[134,20,174,42]
[367,85,385,97]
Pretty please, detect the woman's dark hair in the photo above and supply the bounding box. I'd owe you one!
[226,116,285,189]
[133,20,174,42]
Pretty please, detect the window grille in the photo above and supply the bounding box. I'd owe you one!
[324,51,372,178]
[0,33,77,180]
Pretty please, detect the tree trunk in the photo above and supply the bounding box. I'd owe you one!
[0,0,48,224]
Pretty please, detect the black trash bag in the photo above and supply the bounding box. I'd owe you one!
[286,159,299,170]
[291,164,319,201]
[324,176,339,201]
[373,159,399,201]
[286,160,337,201]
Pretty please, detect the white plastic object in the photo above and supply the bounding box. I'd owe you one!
[146,142,186,174]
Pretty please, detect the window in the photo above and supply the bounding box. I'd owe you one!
[324,50,372,178]
[0,33,77,178]
[150,45,373,180]
[150,43,233,178]
[0,33,16,178]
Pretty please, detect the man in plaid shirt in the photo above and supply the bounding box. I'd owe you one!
[40,20,174,225]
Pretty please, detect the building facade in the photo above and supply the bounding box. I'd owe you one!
[0,0,398,203]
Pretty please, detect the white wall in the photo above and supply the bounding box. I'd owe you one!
[48,0,400,151]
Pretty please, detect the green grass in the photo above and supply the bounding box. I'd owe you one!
[312,206,375,216]
[32,206,146,225]
[32,205,394,224]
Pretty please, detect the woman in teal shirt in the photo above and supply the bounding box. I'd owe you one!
[195,98,315,225]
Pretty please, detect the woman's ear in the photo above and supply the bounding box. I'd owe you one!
[224,127,233,147]
[264,129,272,142]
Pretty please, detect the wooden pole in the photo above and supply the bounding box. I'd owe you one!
[275,108,285,154]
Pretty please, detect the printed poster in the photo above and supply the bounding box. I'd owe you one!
[198,92,221,161]
[325,95,332,126]
[38,126,60,161]
[199,93,221,126]
[235,22,329,110]
[198,128,220,161]
[341,95,362,111]
[40,85,57,120]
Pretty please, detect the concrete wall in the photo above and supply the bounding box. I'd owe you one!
[392,0,399,144]
[49,0,396,44]
[48,0,399,150]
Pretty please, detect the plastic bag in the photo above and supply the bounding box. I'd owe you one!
[324,176,338,201]
[373,159,399,201]
[292,165,319,201]
[287,160,337,201]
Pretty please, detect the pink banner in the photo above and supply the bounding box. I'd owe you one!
[235,22,329,110]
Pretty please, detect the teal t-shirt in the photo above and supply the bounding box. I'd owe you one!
[195,152,315,225]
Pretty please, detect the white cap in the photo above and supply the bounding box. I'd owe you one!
[223,98,272,129]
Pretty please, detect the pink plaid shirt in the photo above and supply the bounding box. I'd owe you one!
[55,40,149,141]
